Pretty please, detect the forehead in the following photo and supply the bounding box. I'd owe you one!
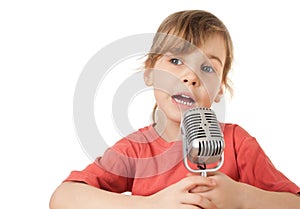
[199,33,226,67]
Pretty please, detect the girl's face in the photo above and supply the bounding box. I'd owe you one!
[144,33,226,125]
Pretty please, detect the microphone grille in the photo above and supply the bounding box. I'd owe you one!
[182,107,224,165]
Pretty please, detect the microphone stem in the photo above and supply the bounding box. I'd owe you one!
[197,163,207,177]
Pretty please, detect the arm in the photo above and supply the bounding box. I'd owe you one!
[49,182,147,209]
[239,182,300,209]
[49,175,218,209]
[192,172,300,209]
[224,125,300,208]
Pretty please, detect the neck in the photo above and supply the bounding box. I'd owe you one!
[153,109,181,142]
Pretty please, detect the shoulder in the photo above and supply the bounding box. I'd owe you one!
[111,124,159,153]
[222,123,259,151]
[222,123,252,138]
[126,124,160,143]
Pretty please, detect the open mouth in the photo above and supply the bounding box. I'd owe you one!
[172,93,195,107]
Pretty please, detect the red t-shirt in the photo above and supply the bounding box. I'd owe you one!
[64,123,300,195]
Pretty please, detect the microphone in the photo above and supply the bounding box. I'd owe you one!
[181,107,225,176]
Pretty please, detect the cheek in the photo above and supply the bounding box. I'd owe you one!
[197,76,222,104]
[199,72,221,92]
[153,89,166,101]
[152,69,186,95]
[207,84,222,103]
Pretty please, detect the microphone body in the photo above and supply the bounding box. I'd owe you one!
[181,107,225,176]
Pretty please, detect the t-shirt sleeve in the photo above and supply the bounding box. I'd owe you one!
[63,138,136,193]
[233,125,300,194]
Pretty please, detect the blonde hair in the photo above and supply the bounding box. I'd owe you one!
[145,10,234,122]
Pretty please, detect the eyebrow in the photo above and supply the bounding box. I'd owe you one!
[207,54,223,67]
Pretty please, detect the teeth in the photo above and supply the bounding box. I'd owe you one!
[181,94,190,99]
[174,98,193,106]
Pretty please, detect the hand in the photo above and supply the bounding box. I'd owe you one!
[191,172,243,209]
[147,175,217,209]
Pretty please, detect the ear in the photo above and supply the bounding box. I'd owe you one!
[144,69,153,86]
[214,84,224,103]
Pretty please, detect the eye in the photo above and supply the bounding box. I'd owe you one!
[170,58,183,65]
[201,65,215,73]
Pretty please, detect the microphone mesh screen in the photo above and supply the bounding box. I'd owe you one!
[182,107,224,165]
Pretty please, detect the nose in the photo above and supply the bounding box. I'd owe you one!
[182,70,199,86]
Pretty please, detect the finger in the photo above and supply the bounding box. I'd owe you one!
[186,172,194,177]
[186,173,215,193]
[178,175,216,192]
[189,185,214,193]
[180,205,203,209]
[207,171,226,183]
[206,171,222,177]
[181,193,217,209]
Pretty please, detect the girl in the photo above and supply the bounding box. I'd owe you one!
[50,10,300,209]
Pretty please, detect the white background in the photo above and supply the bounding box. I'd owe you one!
[1,0,300,208]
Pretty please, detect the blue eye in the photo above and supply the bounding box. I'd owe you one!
[201,65,215,73]
[170,58,183,65]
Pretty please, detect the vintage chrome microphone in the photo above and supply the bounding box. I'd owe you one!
[181,107,225,176]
